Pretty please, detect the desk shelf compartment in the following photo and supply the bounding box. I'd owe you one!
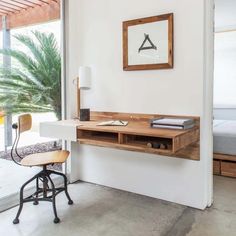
[77,130,118,144]
[122,134,173,152]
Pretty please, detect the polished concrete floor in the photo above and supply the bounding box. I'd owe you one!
[0,176,235,236]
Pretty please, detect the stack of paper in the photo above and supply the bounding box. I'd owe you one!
[150,118,195,130]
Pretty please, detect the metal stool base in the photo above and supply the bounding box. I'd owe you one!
[13,166,73,224]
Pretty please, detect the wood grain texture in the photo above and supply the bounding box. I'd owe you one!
[78,121,197,138]
[173,128,199,152]
[21,150,69,167]
[174,142,199,161]
[213,160,221,175]
[77,111,200,160]
[118,133,125,144]
[221,161,236,178]
[214,153,236,162]
[123,13,173,71]
[90,111,200,126]
[77,87,80,118]
[213,153,236,177]
[18,114,32,133]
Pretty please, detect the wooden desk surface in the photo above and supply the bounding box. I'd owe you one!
[77,112,200,161]
[78,120,197,139]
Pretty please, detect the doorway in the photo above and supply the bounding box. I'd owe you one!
[213,0,236,197]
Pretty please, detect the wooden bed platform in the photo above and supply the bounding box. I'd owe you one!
[213,120,236,177]
[214,153,236,177]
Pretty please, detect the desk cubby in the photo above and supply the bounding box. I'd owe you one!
[121,134,172,151]
[77,112,200,161]
[77,130,118,143]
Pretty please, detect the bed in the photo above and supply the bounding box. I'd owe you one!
[213,120,236,177]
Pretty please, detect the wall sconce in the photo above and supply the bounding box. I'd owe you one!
[77,66,91,120]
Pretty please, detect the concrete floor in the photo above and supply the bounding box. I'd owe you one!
[0,176,235,236]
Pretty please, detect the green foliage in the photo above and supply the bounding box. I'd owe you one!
[0,31,61,119]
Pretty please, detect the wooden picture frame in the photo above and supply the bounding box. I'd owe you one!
[123,13,173,71]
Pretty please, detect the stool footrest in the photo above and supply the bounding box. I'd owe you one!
[13,166,73,224]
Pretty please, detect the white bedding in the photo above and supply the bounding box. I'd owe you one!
[213,120,236,155]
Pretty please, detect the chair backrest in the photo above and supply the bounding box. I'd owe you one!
[11,114,32,165]
[18,114,32,133]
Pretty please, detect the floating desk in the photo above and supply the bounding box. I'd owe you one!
[40,112,200,161]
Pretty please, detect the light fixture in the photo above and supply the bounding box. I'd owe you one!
[77,66,91,120]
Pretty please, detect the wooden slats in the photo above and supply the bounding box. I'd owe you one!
[0,0,59,15]
[8,0,34,8]
[0,5,18,13]
[0,0,60,30]
[0,9,8,14]
[0,0,26,10]
[0,3,21,12]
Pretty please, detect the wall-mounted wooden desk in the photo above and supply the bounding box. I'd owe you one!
[40,112,200,161]
[77,120,199,160]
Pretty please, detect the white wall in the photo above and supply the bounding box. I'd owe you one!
[214,31,236,107]
[66,0,213,209]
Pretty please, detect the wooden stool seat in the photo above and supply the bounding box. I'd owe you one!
[21,150,70,167]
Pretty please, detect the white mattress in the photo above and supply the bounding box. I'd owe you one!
[213,120,236,155]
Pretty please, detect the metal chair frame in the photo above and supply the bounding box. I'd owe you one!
[11,122,73,224]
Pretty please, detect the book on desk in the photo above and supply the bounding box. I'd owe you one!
[150,118,195,130]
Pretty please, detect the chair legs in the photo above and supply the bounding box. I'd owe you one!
[47,175,60,223]
[33,177,39,205]
[13,167,73,224]
[13,172,41,224]
[50,170,73,205]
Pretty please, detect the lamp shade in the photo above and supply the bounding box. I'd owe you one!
[78,66,91,90]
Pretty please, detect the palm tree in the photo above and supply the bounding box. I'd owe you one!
[0,31,61,120]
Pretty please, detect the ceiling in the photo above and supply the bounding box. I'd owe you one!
[0,0,57,16]
[215,0,236,30]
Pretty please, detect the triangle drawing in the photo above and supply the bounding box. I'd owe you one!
[138,34,157,53]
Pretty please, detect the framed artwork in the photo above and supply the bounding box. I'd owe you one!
[123,13,173,71]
